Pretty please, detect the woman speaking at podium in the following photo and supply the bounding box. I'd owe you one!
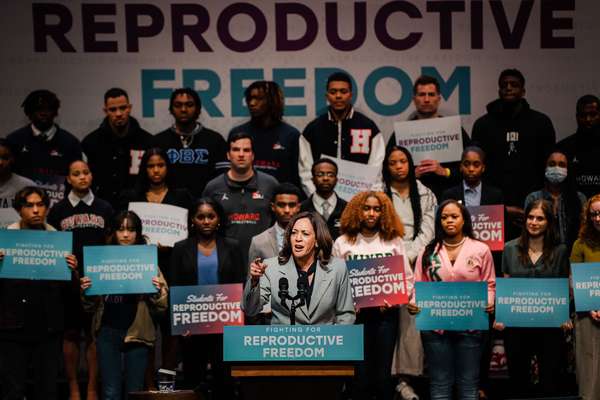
[242,211,355,325]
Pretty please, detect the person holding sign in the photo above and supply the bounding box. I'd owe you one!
[524,149,586,250]
[169,197,246,395]
[243,211,355,325]
[498,199,571,397]
[440,146,503,399]
[332,191,413,400]
[408,199,496,400]
[383,145,437,264]
[119,147,194,214]
[389,75,471,199]
[119,147,193,379]
[47,160,114,400]
[569,194,600,400]
[80,211,168,400]
[383,145,436,397]
[0,186,78,400]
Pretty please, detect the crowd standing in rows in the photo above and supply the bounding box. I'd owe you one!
[1,69,600,400]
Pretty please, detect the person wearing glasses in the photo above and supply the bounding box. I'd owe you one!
[300,158,347,240]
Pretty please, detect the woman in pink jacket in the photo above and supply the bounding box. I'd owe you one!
[409,199,496,400]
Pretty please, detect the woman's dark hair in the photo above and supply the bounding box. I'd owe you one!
[421,200,475,273]
[107,210,147,245]
[579,194,600,249]
[134,147,175,194]
[545,149,582,247]
[517,199,559,266]
[382,145,422,240]
[278,211,333,266]
[189,197,226,236]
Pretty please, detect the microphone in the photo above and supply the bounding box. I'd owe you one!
[297,273,308,306]
[278,277,289,309]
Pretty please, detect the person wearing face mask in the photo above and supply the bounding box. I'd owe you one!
[524,150,586,250]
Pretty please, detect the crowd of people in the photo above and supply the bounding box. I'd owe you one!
[0,68,600,400]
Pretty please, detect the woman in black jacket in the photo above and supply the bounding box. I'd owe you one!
[170,197,245,396]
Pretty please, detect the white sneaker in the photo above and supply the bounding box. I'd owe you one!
[396,381,419,400]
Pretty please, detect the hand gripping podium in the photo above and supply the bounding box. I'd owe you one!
[224,325,363,400]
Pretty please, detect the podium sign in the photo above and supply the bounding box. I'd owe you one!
[223,325,364,362]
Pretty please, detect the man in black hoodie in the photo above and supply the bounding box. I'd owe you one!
[472,69,555,239]
[82,88,153,208]
[557,94,600,198]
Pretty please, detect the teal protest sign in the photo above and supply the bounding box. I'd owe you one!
[83,245,158,295]
[495,278,569,327]
[223,325,363,361]
[0,230,72,280]
[572,263,600,311]
[415,281,488,331]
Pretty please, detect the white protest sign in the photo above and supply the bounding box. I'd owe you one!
[128,202,188,247]
[325,156,380,202]
[0,208,19,229]
[393,116,463,164]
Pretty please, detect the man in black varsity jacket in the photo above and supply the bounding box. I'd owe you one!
[298,72,384,195]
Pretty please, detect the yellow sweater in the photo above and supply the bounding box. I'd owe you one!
[570,239,600,263]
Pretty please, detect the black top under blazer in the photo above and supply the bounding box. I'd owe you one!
[169,235,246,286]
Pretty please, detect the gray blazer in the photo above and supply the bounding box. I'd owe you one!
[248,225,279,263]
[242,257,356,325]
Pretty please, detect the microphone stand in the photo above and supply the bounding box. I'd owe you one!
[281,291,305,325]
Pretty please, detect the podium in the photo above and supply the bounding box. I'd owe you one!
[224,325,363,400]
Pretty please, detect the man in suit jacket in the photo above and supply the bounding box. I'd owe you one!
[440,146,503,206]
[248,183,302,263]
[300,158,347,240]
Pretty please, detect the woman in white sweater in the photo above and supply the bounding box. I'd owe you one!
[333,191,413,400]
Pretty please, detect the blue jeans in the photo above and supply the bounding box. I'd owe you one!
[96,326,149,400]
[421,330,482,400]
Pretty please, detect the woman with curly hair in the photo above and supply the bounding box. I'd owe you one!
[571,194,600,400]
[408,199,495,400]
[333,191,414,400]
